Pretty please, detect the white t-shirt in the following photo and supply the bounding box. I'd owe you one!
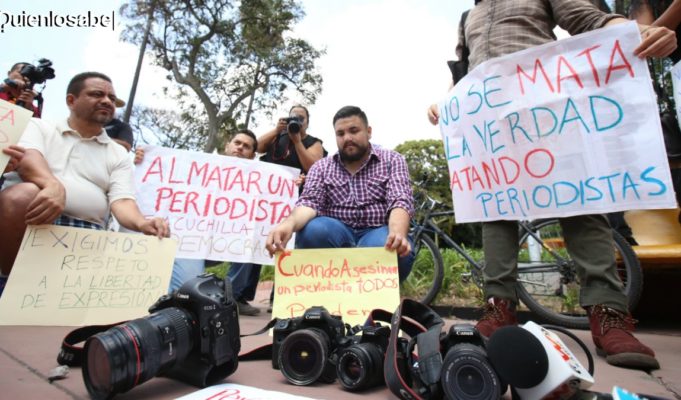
[7,118,136,226]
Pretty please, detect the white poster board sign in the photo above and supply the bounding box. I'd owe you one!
[438,22,675,222]
[135,146,299,264]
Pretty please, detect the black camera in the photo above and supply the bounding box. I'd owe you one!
[19,58,55,87]
[81,274,240,399]
[439,324,504,400]
[285,116,303,134]
[272,306,348,386]
[336,325,390,391]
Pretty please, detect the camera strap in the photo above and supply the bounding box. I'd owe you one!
[57,322,127,366]
[236,318,281,361]
[384,298,444,400]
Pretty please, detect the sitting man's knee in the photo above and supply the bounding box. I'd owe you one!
[0,182,40,216]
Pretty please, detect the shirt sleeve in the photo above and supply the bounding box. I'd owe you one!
[17,118,47,154]
[550,0,624,35]
[295,158,324,211]
[386,152,415,218]
[108,150,136,204]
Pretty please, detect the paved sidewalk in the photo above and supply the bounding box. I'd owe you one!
[1,283,679,400]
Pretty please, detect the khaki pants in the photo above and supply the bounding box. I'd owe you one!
[482,214,629,312]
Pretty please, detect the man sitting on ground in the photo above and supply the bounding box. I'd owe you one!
[0,71,169,297]
[266,105,415,282]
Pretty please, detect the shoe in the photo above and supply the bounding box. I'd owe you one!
[475,297,518,338]
[237,300,260,316]
[588,305,659,370]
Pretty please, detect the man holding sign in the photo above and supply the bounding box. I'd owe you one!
[266,105,415,282]
[427,1,676,370]
[0,71,169,296]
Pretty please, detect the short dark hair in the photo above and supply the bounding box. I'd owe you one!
[9,62,29,73]
[67,72,112,96]
[289,104,310,124]
[232,128,258,150]
[333,105,368,126]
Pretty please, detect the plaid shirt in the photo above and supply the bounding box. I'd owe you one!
[458,0,622,70]
[297,145,414,228]
[54,215,104,231]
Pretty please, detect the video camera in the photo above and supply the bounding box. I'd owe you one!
[81,274,240,399]
[19,58,55,88]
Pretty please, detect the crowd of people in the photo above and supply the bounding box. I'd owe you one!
[1,0,679,375]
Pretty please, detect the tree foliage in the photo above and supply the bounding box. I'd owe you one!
[120,0,324,152]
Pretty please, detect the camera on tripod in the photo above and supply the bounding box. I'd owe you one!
[271,306,349,386]
[19,58,55,88]
[81,274,240,400]
[439,324,505,400]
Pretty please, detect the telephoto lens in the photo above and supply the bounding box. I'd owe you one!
[278,328,337,385]
[440,343,501,400]
[82,307,194,400]
[287,117,302,133]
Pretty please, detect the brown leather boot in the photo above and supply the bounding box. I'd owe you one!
[588,305,659,370]
[475,297,518,338]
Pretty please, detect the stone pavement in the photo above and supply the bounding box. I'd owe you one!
[1,283,679,400]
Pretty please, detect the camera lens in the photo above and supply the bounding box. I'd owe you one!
[82,307,194,399]
[440,343,501,400]
[278,328,336,386]
[337,342,385,391]
[287,119,302,134]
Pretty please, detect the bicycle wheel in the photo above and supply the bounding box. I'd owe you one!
[516,219,642,329]
[401,233,444,305]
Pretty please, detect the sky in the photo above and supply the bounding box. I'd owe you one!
[0,0,474,151]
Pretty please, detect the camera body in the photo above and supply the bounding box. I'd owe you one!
[272,306,347,385]
[439,324,503,400]
[149,274,240,368]
[284,116,303,134]
[82,274,240,399]
[336,325,391,391]
[19,58,55,86]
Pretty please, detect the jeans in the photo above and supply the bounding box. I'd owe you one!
[228,263,262,302]
[295,216,415,282]
[169,258,206,292]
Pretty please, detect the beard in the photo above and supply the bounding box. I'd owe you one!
[340,142,369,162]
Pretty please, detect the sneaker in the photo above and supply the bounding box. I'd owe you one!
[237,300,260,316]
[475,297,518,338]
[588,305,659,370]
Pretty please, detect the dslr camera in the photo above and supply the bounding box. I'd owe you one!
[284,115,303,134]
[19,58,55,87]
[336,325,390,391]
[439,324,504,400]
[82,274,240,400]
[272,306,348,385]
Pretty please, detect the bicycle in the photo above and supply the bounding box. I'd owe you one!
[406,192,643,329]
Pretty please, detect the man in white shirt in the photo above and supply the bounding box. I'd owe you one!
[0,71,169,296]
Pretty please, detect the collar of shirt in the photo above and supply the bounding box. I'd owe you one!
[331,143,381,173]
[56,119,112,145]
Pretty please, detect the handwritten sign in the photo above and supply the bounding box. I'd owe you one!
[175,384,319,400]
[0,225,176,326]
[671,60,681,124]
[272,248,400,327]
[0,99,33,172]
[438,22,675,222]
[135,146,299,264]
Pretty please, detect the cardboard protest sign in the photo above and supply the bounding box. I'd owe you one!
[135,146,299,264]
[0,99,33,172]
[438,22,675,222]
[0,225,176,326]
[175,384,319,400]
[272,247,400,327]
